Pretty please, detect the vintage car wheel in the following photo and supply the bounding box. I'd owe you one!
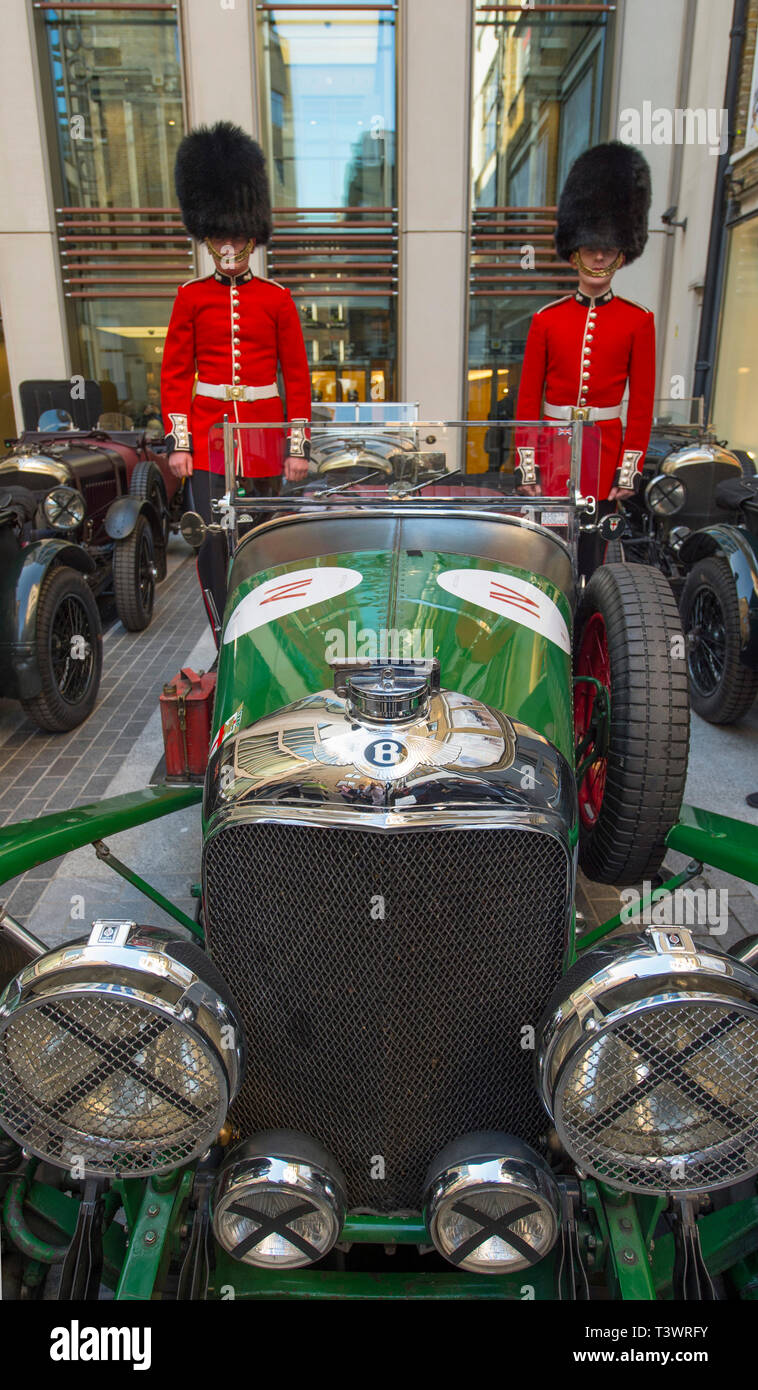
[20,566,102,733]
[680,555,758,724]
[113,513,156,631]
[130,460,168,579]
[602,538,626,563]
[574,562,690,885]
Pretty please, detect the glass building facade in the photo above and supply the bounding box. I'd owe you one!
[467,2,615,430]
[36,2,189,423]
[255,2,398,405]
[28,2,622,430]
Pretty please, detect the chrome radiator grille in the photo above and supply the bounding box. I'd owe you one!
[203,822,568,1210]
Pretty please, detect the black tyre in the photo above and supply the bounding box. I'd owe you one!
[574,562,690,885]
[130,460,168,578]
[113,513,156,631]
[19,566,102,733]
[680,555,758,724]
[603,538,626,563]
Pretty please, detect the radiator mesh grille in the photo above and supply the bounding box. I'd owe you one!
[204,821,568,1210]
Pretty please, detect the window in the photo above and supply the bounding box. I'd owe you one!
[255,2,398,403]
[37,3,189,418]
[467,2,615,452]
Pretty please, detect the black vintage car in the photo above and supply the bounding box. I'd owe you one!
[0,417,183,733]
[611,406,758,723]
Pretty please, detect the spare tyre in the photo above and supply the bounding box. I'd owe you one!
[574,562,690,885]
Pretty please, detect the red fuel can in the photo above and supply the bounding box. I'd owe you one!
[160,667,216,779]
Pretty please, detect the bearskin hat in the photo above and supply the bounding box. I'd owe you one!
[174,121,272,245]
[555,141,651,264]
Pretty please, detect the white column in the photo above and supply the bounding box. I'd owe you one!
[400,0,473,418]
[0,0,69,427]
[610,0,733,401]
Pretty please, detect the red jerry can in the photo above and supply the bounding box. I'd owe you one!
[160,667,216,779]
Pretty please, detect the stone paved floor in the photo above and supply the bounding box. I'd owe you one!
[0,538,206,924]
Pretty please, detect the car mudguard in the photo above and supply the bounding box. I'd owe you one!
[0,537,95,700]
[679,523,758,665]
[104,495,160,542]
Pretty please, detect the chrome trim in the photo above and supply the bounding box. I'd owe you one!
[0,907,46,961]
[203,696,577,962]
[537,928,758,1194]
[645,473,685,517]
[0,456,70,484]
[213,1141,346,1268]
[424,1143,561,1273]
[0,924,245,1175]
[204,691,575,836]
[661,444,742,475]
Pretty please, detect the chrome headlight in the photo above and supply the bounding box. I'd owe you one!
[0,921,245,1177]
[43,485,86,530]
[538,928,758,1194]
[424,1133,561,1274]
[645,473,685,516]
[213,1130,346,1268]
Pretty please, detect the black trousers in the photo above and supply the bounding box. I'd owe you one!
[188,471,282,525]
[578,499,616,580]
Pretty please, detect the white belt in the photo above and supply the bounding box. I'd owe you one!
[195,380,280,403]
[543,401,622,422]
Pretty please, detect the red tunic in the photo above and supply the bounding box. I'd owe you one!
[161,269,312,477]
[515,289,656,498]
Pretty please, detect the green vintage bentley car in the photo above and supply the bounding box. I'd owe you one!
[1,419,757,1302]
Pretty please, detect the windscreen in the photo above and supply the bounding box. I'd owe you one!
[205,419,601,518]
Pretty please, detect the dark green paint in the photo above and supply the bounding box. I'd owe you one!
[214,548,574,764]
[94,839,203,941]
[650,1197,758,1298]
[208,1252,559,1300]
[667,804,758,886]
[575,860,703,953]
[600,1185,657,1300]
[114,1170,193,1302]
[0,784,202,887]
[341,1213,427,1244]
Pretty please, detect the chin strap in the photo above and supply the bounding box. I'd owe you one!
[205,237,254,267]
[571,249,624,278]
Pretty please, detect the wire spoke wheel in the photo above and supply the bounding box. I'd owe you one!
[20,567,102,732]
[50,594,95,704]
[113,513,156,631]
[680,556,758,724]
[130,460,168,578]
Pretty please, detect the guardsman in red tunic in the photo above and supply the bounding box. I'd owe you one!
[162,122,311,522]
[515,142,654,504]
